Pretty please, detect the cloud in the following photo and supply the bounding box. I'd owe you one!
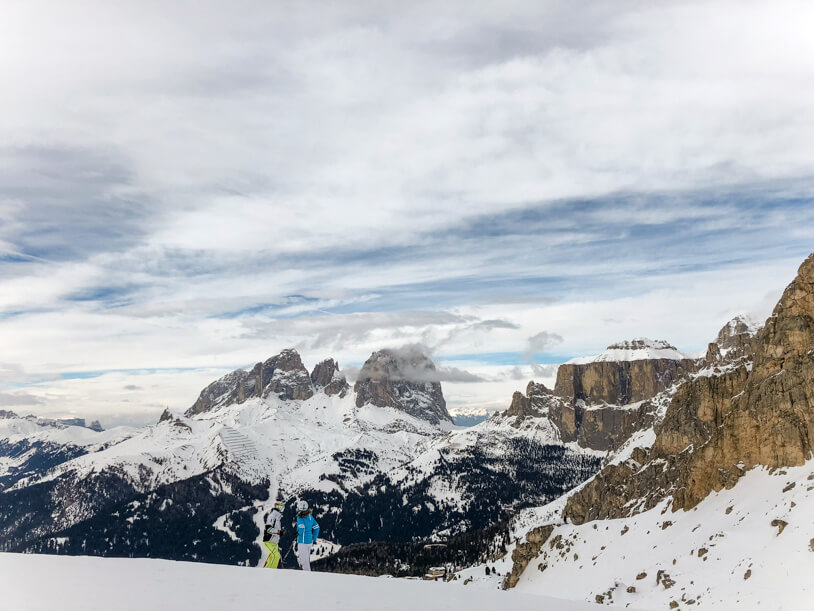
[523,331,564,360]
[530,363,558,378]
[0,392,42,407]
[0,1,813,423]
[354,343,486,384]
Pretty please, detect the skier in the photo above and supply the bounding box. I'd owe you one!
[295,500,319,571]
[262,501,286,569]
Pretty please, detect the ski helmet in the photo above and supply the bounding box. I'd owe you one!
[296,500,308,512]
[273,501,285,512]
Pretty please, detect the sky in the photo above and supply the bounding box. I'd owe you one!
[1,0,813,426]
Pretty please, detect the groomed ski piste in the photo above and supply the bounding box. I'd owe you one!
[0,552,600,611]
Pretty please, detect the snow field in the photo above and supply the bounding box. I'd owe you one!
[0,552,597,611]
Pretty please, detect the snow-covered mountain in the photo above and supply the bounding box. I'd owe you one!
[0,411,135,491]
[3,253,791,597]
[460,253,814,610]
[0,344,609,566]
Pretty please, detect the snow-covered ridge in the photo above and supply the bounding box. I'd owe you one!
[567,338,691,364]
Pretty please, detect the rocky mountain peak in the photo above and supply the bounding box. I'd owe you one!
[310,359,349,397]
[704,315,761,366]
[563,251,814,523]
[0,410,19,419]
[353,346,452,425]
[259,348,314,401]
[502,382,556,425]
[158,408,174,423]
[185,348,314,416]
[526,380,552,398]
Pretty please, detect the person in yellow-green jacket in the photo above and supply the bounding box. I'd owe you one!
[262,501,286,569]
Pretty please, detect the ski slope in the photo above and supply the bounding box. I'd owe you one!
[0,552,596,611]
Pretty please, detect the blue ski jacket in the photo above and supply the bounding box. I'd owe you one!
[296,511,320,545]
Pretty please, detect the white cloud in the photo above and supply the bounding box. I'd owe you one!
[0,1,812,423]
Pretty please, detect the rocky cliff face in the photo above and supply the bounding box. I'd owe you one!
[704,315,760,366]
[563,253,814,523]
[548,398,661,452]
[496,379,664,451]
[310,359,349,397]
[353,347,452,425]
[186,348,314,416]
[260,349,314,401]
[554,341,699,406]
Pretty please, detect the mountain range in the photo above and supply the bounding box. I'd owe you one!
[2,252,812,609]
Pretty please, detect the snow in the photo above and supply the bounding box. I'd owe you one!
[10,390,442,499]
[0,552,597,611]
[511,462,814,610]
[568,338,691,364]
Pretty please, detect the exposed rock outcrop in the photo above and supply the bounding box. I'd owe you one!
[310,359,349,397]
[185,348,314,416]
[158,408,174,423]
[497,379,661,451]
[353,347,452,425]
[502,525,554,589]
[554,343,699,406]
[705,315,760,366]
[549,398,660,452]
[563,252,814,523]
[260,349,314,401]
[504,384,550,427]
[186,368,255,416]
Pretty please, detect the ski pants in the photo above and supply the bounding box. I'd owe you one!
[263,541,281,569]
[297,543,312,571]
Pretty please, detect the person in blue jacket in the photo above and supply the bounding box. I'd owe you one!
[295,500,319,571]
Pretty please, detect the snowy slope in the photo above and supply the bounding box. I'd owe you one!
[0,552,598,611]
[511,462,814,610]
[12,388,442,498]
[0,413,136,490]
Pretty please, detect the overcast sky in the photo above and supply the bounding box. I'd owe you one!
[1,0,813,426]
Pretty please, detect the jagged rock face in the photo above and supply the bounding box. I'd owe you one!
[652,366,750,457]
[0,410,18,419]
[353,348,452,425]
[554,357,698,406]
[549,399,659,452]
[675,253,814,507]
[500,381,657,451]
[310,359,349,397]
[185,369,254,416]
[260,349,314,401]
[563,252,814,523]
[506,392,533,421]
[502,525,554,589]
[158,409,174,423]
[186,348,314,416]
[705,315,760,366]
